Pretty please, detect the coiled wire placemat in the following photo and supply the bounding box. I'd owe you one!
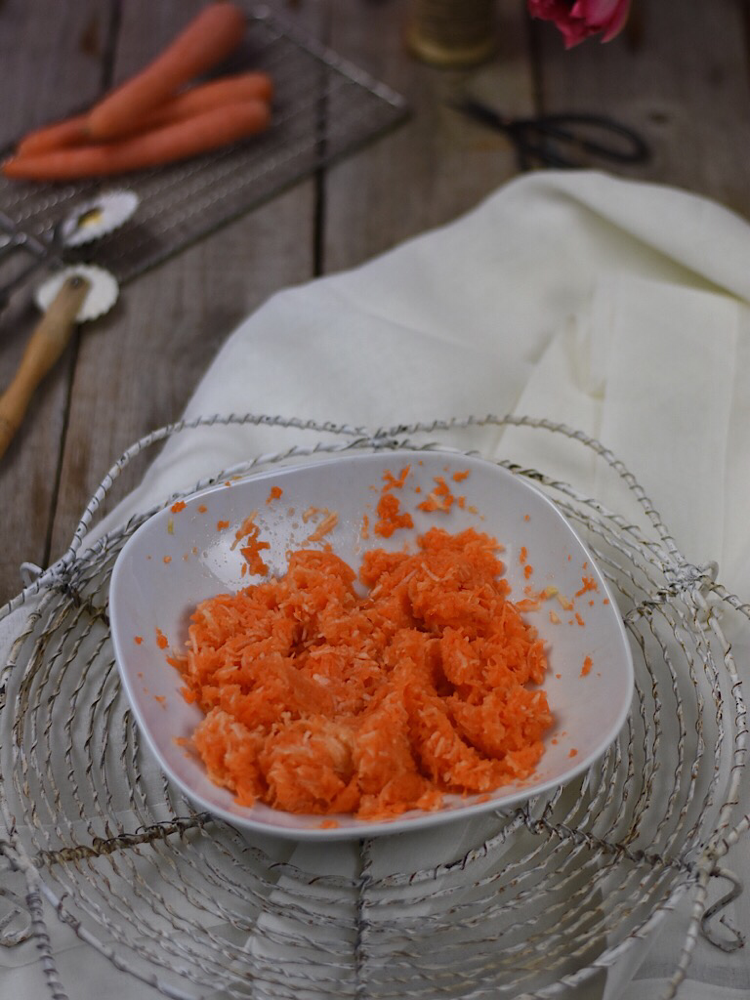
[0,413,748,1000]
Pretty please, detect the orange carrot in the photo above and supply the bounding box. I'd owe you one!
[87,3,247,140]
[17,72,273,156]
[171,526,551,819]
[150,70,273,121]
[2,100,270,180]
[16,114,90,157]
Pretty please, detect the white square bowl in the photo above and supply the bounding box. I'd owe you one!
[109,449,633,840]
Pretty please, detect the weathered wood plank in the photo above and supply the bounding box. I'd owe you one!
[323,0,536,271]
[0,0,113,603]
[533,0,750,214]
[48,0,322,562]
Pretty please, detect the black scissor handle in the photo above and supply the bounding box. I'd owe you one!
[515,113,650,166]
[454,99,650,169]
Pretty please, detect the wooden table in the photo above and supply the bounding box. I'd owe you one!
[1,0,749,606]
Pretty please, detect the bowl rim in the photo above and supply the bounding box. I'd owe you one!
[110,448,635,841]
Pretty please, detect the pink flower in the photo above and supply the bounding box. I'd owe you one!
[527,0,631,48]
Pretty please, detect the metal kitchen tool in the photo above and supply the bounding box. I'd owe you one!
[453,96,650,170]
[0,265,119,459]
[34,263,119,320]
[0,191,137,313]
[57,190,140,248]
[0,6,408,287]
[0,209,59,312]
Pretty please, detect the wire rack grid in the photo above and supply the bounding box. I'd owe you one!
[0,412,748,1000]
[0,4,408,295]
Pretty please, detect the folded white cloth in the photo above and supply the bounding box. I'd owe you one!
[3,169,750,999]
[91,170,750,595]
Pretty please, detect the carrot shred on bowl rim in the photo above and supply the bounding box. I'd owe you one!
[168,526,552,821]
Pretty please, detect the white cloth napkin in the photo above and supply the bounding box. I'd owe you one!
[3,169,750,999]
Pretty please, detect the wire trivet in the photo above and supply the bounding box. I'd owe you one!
[0,5,408,289]
[0,413,748,1000]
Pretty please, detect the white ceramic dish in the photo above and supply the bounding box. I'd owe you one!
[110,450,634,841]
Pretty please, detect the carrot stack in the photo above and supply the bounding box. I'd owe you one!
[3,3,273,181]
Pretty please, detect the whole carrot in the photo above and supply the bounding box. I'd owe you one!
[2,101,270,181]
[17,72,274,156]
[15,114,89,157]
[150,70,273,122]
[87,3,247,141]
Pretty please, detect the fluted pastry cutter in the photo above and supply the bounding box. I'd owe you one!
[0,189,137,313]
[0,264,119,459]
[0,191,136,458]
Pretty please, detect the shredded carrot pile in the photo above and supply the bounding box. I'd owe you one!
[171,526,551,820]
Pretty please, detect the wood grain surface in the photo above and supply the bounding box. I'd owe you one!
[1,0,749,603]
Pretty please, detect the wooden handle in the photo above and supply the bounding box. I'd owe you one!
[0,274,90,460]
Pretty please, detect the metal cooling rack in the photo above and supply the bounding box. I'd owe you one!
[0,5,408,289]
[0,413,748,1000]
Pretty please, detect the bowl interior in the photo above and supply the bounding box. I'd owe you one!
[109,450,634,840]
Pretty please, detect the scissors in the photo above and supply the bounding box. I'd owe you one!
[454,97,650,171]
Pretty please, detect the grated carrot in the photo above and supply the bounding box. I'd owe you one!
[233,514,270,576]
[306,510,339,543]
[171,501,187,513]
[266,486,283,504]
[171,527,551,820]
[373,492,413,538]
[575,576,598,597]
[382,466,410,491]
